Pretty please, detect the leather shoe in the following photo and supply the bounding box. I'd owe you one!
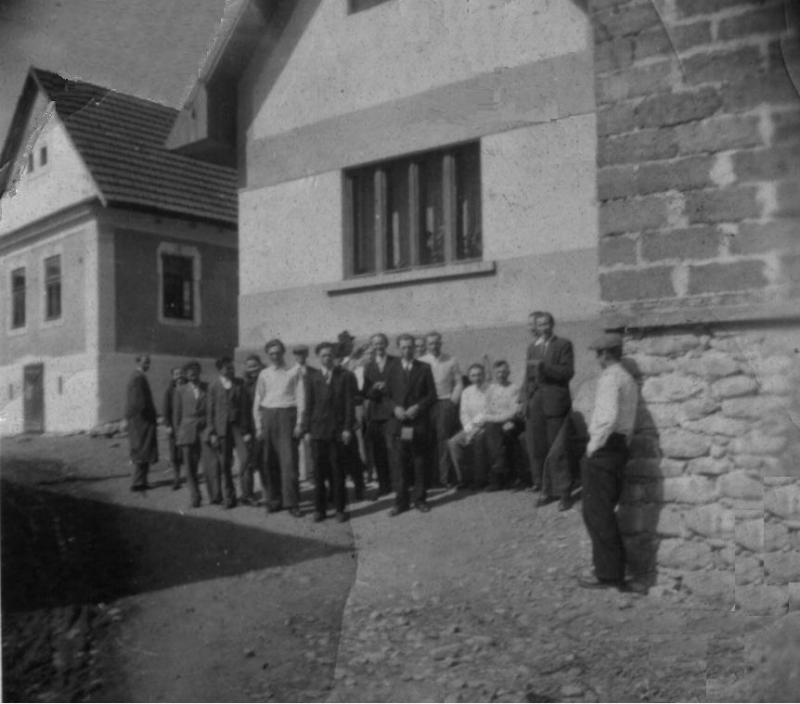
[621,580,648,595]
[313,511,325,523]
[485,484,502,493]
[577,576,622,591]
[288,506,302,518]
[336,511,349,523]
[389,506,407,517]
[190,497,201,508]
[266,503,283,514]
[414,501,431,513]
[530,484,542,493]
[172,480,182,491]
[558,498,572,512]
[536,495,556,507]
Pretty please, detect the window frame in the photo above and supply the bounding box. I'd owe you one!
[43,254,61,321]
[10,266,26,331]
[343,141,482,280]
[157,242,202,327]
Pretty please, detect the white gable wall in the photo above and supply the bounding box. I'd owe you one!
[0,107,100,236]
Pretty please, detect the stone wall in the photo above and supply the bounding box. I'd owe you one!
[588,0,800,609]
[604,324,800,611]
[591,0,800,321]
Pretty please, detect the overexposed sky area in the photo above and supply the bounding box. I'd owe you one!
[0,0,226,145]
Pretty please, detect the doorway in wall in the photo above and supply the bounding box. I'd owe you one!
[23,363,44,433]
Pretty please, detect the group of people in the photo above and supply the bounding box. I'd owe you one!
[125,311,645,593]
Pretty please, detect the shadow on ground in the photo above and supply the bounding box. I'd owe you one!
[1,479,351,612]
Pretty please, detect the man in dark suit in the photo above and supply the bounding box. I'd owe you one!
[206,356,252,509]
[384,333,437,515]
[174,360,209,508]
[363,333,396,498]
[302,342,357,522]
[125,354,158,492]
[520,311,575,509]
[162,366,185,490]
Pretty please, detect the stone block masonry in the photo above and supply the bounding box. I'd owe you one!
[615,325,800,612]
[591,0,800,314]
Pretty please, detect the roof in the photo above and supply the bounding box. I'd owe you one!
[4,68,238,226]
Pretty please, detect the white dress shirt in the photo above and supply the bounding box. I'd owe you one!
[587,363,638,455]
[252,363,305,435]
[459,384,488,435]
[484,382,520,423]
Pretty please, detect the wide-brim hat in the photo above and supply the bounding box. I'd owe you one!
[589,332,624,351]
[337,330,355,342]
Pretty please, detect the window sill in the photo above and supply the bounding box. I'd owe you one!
[327,259,496,295]
[158,315,200,328]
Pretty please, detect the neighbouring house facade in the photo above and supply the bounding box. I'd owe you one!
[0,69,238,434]
[173,0,800,609]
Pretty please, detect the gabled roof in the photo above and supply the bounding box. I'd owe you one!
[1,68,237,226]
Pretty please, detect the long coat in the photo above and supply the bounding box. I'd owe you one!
[125,370,159,464]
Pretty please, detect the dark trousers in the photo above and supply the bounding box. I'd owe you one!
[180,440,204,505]
[581,434,629,583]
[367,420,392,494]
[131,462,149,489]
[168,434,182,479]
[526,393,567,489]
[387,425,427,509]
[208,424,247,505]
[341,438,365,499]
[311,438,347,515]
[240,437,264,500]
[260,407,299,510]
[484,422,520,487]
[430,399,458,485]
[447,430,487,486]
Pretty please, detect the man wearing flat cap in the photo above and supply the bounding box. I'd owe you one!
[578,332,645,594]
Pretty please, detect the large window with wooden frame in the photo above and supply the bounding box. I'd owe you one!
[161,254,195,321]
[344,142,481,277]
[44,255,61,320]
[11,267,26,329]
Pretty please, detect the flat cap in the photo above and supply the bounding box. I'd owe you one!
[589,332,624,351]
[292,344,310,354]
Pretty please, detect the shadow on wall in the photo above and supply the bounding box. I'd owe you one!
[572,358,664,588]
[0,480,352,612]
[620,356,664,587]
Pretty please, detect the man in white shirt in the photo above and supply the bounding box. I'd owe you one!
[578,333,644,594]
[420,331,463,488]
[253,338,305,517]
[482,360,523,491]
[447,363,489,488]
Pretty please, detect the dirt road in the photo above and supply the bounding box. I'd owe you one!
[3,432,799,702]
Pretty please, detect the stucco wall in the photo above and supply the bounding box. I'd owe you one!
[245,0,591,138]
[0,110,99,236]
[0,221,94,365]
[113,226,238,358]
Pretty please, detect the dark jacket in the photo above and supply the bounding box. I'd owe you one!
[522,335,574,417]
[301,366,356,440]
[174,381,208,446]
[162,380,180,431]
[206,376,252,438]
[125,370,158,464]
[363,355,398,422]
[384,358,437,439]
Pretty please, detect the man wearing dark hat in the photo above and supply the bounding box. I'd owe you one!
[125,354,158,492]
[578,332,644,594]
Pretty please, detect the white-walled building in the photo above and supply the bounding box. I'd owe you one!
[0,69,238,434]
[171,0,601,383]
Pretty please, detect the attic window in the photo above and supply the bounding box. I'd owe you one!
[349,0,392,13]
[27,152,34,173]
[40,146,48,167]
